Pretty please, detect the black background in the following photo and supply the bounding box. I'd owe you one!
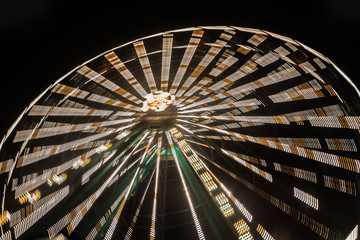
[1,0,360,137]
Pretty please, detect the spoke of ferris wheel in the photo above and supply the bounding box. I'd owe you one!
[102,147,156,240]
[177,119,270,139]
[169,128,254,240]
[176,49,241,105]
[15,128,135,201]
[197,134,324,152]
[190,135,269,169]
[161,34,173,92]
[275,162,319,183]
[117,131,151,166]
[208,49,238,78]
[203,157,335,239]
[101,147,156,239]
[178,98,262,114]
[28,105,114,117]
[255,224,276,240]
[179,129,220,151]
[203,132,357,154]
[267,80,329,104]
[125,132,156,199]
[184,132,348,182]
[175,30,235,99]
[134,135,158,156]
[15,131,134,213]
[14,128,123,169]
[194,152,254,223]
[124,169,155,240]
[52,83,141,111]
[16,123,134,160]
[104,51,148,97]
[165,131,206,240]
[150,133,162,240]
[85,185,128,240]
[176,52,263,108]
[103,187,128,240]
[17,137,109,162]
[80,150,117,186]
[11,186,71,230]
[178,89,253,111]
[57,165,127,237]
[175,77,213,106]
[170,30,204,95]
[70,156,148,237]
[13,185,70,239]
[13,118,134,142]
[13,144,111,199]
[307,116,360,129]
[103,132,156,240]
[221,149,273,182]
[47,131,149,239]
[133,41,158,92]
[179,113,360,130]
[178,115,291,125]
[179,119,360,173]
[86,139,155,239]
[219,65,300,99]
[77,65,142,104]
[198,69,245,97]
[180,65,301,110]
[175,123,195,134]
[182,138,215,151]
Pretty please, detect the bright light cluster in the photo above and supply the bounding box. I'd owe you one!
[18,190,41,204]
[165,131,205,240]
[47,173,67,186]
[294,187,319,210]
[0,211,10,226]
[234,219,252,240]
[142,91,175,112]
[256,224,275,240]
[72,158,91,169]
[215,193,235,217]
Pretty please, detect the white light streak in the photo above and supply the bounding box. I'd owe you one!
[345,225,358,240]
[165,131,205,240]
[15,186,69,238]
[125,132,156,199]
[150,134,162,240]
[170,30,204,94]
[47,132,149,239]
[124,170,154,240]
[175,124,194,134]
[134,41,158,92]
[294,187,318,210]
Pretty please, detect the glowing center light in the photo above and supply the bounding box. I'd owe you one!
[142,91,175,112]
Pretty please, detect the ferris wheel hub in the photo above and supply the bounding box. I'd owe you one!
[139,105,178,130]
[141,91,175,112]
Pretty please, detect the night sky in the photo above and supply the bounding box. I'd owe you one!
[1,0,360,136]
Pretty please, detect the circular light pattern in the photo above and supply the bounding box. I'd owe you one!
[142,91,175,112]
[0,26,359,240]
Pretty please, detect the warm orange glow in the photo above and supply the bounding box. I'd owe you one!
[0,211,9,226]
[142,91,175,112]
[18,189,41,204]
[47,173,68,186]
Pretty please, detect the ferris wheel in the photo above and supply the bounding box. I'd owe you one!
[0,26,359,240]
